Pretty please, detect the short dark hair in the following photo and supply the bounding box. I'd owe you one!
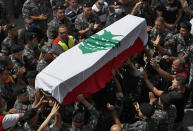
[83,1,93,8]
[180,21,192,31]
[58,24,68,29]
[139,103,154,118]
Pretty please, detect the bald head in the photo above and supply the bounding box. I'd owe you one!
[111,124,121,131]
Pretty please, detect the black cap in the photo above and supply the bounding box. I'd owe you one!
[25,32,37,41]
[139,103,154,118]
[25,70,38,79]
[83,1,93,8]
[7,24,17,31]
[13,85,27,96]
[55,5,65,11]
[11,44,24,54]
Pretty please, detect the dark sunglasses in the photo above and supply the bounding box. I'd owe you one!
[59,31,69,35]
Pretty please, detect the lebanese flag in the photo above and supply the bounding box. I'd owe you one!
[35,15,148,105]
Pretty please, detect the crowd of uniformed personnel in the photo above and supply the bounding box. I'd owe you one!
[0,0,193,130]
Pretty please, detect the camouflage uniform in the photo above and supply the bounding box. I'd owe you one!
[27,85,35,102]
[9,55,23,73]
[50,0,64,8]
[105,13,125,27]
[151,105,177,131]
[36,58,49,72]
[65,5,83,24]
[66,106,99,131]
[1,36,18,55]
[22,0,51,33]
[47,17,72,43]
[168,33,193,57]
[14,100,33,113]
[149,27,173,56]
[75,12,99,38]
[134,4,156,26]
[186,44,193,104]
[122,120,148,131]
[22,45,37,71]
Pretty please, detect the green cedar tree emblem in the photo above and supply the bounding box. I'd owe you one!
[79,30,123,54]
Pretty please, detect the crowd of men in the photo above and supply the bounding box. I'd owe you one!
[0,0,193,130]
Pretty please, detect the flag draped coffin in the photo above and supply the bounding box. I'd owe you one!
[35,15,148,105]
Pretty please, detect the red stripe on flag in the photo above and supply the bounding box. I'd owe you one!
[62,37,144,105]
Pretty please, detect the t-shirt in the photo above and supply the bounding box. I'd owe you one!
[157,0,182,24]
[164,90,185,122]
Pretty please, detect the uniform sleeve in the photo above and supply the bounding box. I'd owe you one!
[22,2,31,19]
[1,40,9,54]
[52,43,64,56]
[86,106,99,129]
[47,22,57,42]
[168,105,177,131]
[2,114,20,130]
[75,16,82,31]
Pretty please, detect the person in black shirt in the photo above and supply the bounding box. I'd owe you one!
[143,72,185,131]
[156,0,183,31]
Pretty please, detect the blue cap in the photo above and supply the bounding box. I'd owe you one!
[99,0,104,5]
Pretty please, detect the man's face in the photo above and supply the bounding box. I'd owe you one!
[56,9,65,21]
[25,19,34,30]
[70,0,78,8]
[18,91,29,102]
[172,59,180,72]
[9,27,18,38]
[155,20,164,33]
[58,27,68,40]
[31,37,38,45]
[180,27,190,38]
[7,61,14,71]
[83,7,92,18]
[0,69,9,83]
[28,78,35,87]
[13,50,23,60]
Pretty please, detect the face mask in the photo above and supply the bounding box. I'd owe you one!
[115,8,123,15]
[32,42,38,47]
[28,23,35,30]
